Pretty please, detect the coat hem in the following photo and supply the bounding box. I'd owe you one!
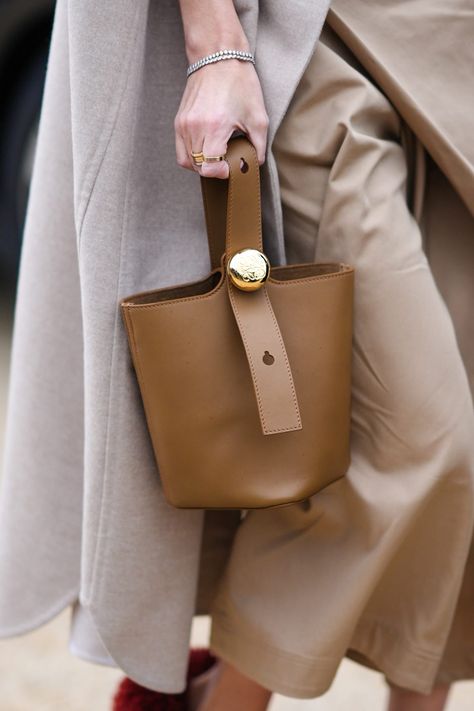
[83,598,189,694]
[0,586,79,638]
[68,639,120,669]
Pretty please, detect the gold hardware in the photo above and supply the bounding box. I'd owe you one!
[227,248,270,291]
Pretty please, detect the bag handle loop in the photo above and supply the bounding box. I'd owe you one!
[200,135,303,435]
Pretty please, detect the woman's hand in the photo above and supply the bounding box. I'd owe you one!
[175,0,269,179]
[175,60,270,180]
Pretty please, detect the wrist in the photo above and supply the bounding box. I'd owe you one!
[178,0,251,64]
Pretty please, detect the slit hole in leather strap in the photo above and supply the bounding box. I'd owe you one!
[240,157,249,173]
[263,350,275,365]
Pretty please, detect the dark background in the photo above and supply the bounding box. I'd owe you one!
[0,0,54,286]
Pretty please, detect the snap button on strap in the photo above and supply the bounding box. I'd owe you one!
[227,248,270,291]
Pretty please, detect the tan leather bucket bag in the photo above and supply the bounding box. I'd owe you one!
[120,136,354,509]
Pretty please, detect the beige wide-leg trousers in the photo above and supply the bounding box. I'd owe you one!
[208,22,474,698]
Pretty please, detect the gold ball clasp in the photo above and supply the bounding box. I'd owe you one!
[227,248,271,291]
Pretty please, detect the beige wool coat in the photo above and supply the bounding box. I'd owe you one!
[0,0,473,696]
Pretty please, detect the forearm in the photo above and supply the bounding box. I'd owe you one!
[178,0,250,64]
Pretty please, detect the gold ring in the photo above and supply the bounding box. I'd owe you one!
[191,150,226,166]
[191,151,204,166]
[203,154,226,162]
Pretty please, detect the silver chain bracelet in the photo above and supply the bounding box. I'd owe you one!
[186,49,255,78]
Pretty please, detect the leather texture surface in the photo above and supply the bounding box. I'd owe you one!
[120,136,354,508]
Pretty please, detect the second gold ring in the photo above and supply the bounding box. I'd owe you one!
[191,150,226,166]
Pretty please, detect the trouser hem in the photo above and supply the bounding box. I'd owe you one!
[210,587,444,698]
[210,613,339,699]
[348,618,443,694]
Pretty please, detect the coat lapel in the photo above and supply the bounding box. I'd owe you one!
[328,0,474,216]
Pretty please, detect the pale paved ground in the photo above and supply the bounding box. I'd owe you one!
[0,282,473,710]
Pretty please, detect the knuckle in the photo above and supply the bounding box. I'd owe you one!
[255,114,270,129]
[205,112,226,130]
[185,113,201,129]
[174,114,185,131]
[177,112,201,131]
[177,155,190,168]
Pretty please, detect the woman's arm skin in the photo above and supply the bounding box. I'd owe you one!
[175,0,269,179]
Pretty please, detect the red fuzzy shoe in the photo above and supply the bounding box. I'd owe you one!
[111,648,217,710]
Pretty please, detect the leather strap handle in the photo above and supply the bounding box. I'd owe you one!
[200,136,302,435]
[200,133,264,267]
[200,176,227,270]
[223,137,263,258]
